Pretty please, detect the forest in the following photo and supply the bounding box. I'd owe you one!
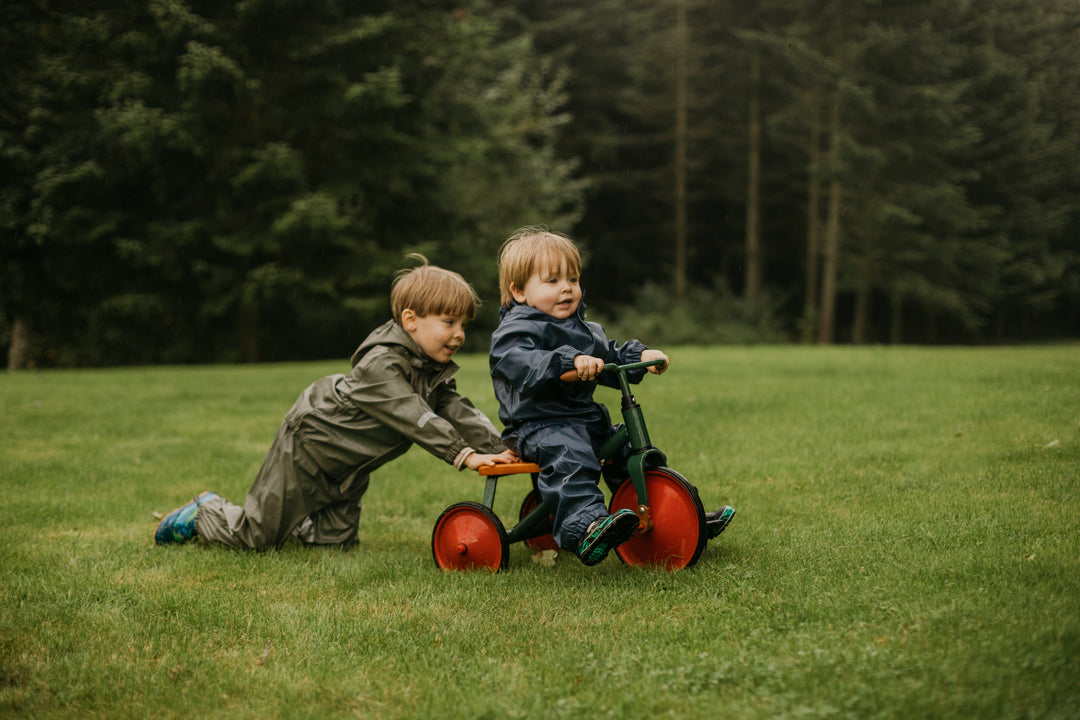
[3,0,1078,367]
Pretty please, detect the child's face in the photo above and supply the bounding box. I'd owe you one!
[511,259,582,320]
[401,310,467,363]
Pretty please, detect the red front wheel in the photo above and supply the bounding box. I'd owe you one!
[432,502,509,571]
[609,468,707,570]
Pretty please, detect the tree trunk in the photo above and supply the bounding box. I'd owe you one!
[817,83,842,345]
[7,316,31,371]
[890,293,903,344]
[802,82,823,343]
[673,0,689,303]
[744,49,762,304]
[237,303,262,363]
[852,265,871,344]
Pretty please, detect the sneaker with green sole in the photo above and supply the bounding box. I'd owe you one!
[705,505,736,539]
[154,491,219,545]
[577,508,640,566]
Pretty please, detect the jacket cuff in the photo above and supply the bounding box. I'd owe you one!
[453,447,476,471]
[557,346,581,373]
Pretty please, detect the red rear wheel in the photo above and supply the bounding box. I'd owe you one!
[431,502,509,572]
[609,468,706,570]
[518,489,558,551]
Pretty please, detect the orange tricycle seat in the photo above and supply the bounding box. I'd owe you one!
[478,462,541,477]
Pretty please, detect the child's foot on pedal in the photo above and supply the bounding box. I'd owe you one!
[154,491,219,545]
[705,505,736,539]
[577,508,640,566]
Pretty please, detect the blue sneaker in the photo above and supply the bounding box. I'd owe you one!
[705,506,736,539]
[154,492,219,545]
[577,508,640,566]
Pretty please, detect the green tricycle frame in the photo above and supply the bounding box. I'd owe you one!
[431,359,709,571]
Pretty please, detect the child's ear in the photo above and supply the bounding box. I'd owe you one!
[400,308,418,331]
[509,284,527,304]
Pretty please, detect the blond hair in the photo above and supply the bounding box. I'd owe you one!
[391,254,479,322]
[497,226,582,308]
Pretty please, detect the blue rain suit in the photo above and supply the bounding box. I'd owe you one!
[489,302,648,549]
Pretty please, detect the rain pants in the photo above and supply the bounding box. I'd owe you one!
[489,302,648,549]
[196,320,504,549]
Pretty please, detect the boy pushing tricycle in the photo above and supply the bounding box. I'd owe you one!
[155,256,517,551]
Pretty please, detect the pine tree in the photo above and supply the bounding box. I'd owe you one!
[2,0,582,365]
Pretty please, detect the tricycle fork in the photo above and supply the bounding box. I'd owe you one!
[598,427,667,533]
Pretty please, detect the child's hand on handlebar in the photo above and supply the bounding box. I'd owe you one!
[642,349,670,374]
[573,354,606,382]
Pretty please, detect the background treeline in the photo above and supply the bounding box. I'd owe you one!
[3,0,1078,367]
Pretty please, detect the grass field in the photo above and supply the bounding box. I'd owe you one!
[1,345,1078,719]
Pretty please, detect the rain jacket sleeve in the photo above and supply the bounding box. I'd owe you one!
[490,315,648,396]
[341,348,474,467]
[432,379,506,454]
[591,322,649,388]
[489,319,582,399]
[489,306,650,430]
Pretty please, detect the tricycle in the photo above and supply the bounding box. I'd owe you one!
[431,359,733,571]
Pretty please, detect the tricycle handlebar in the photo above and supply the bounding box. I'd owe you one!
[559,358,667,382]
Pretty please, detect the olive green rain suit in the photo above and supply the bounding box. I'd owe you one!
[195,320,505,549]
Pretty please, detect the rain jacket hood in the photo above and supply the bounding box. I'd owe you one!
[349,319,438,370]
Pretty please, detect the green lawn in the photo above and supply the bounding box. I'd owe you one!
[1,345,1078,719]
